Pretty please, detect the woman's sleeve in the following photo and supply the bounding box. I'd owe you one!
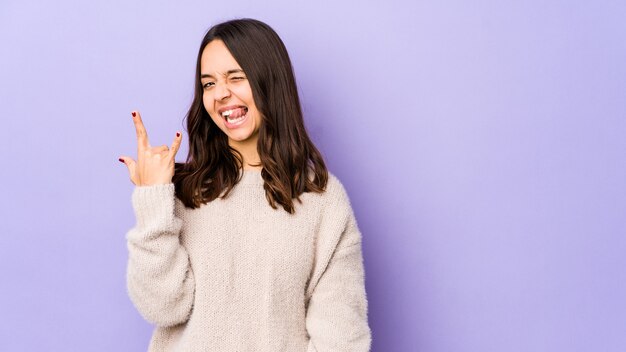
[125,183,195,327]
[305,179,372,352]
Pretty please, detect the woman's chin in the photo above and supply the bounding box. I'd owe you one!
[227,129,258,144]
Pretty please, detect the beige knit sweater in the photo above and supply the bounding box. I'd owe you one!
[125,169,371,351]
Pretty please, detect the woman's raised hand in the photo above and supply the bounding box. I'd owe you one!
[119,111,182,186]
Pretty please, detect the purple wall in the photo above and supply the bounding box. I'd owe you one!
[1,0,625,351]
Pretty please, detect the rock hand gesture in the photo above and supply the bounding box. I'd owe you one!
[118,111,182,186]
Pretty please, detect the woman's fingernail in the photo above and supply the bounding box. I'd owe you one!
[131,112,136,117]
[176,132,181,137]
[118,158,124,163]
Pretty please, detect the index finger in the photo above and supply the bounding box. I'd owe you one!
[168,131,183,159]
[132,111,150,151]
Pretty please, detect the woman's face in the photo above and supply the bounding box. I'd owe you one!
[200,39,262,147]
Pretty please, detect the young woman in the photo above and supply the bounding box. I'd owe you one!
[119,18,371,351]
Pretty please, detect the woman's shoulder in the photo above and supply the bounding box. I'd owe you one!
[312,171,359,245]
[325,171,347,196]
[318,170,354,214]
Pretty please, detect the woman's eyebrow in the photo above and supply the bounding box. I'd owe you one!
[201,69,244,79]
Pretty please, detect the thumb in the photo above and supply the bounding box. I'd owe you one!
[118,156,138,185]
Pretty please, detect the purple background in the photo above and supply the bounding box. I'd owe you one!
[1,0,625,351]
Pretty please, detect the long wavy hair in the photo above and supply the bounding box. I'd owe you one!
[173,18,328,214]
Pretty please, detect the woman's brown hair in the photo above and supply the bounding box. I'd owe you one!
[173,18,328,213]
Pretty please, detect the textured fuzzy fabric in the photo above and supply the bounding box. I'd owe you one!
[126,169,371,351]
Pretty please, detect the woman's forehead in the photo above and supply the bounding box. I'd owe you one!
[200,40,240,73]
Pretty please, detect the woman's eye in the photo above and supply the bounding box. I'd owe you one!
[202,82,214,89]
[231,76,244,81]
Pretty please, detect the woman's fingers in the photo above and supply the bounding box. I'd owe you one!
[152,145,169,153]
[118,156,138,185]
[132,111,150,152]
[122,111,181,186]
[169,132,182,159]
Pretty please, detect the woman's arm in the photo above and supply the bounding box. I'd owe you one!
[305,178,372,351]
[125,183,195,327]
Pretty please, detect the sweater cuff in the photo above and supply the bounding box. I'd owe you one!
[131,183,176,230]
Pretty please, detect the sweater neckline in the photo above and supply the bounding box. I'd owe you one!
[238,168,264,185]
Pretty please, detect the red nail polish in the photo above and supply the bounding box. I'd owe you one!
[132,112,136,117]
[176,132,181,137]
[119,158,124,163]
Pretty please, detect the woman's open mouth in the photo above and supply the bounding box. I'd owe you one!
[221,106,249,128]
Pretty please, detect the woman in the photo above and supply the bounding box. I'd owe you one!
[119,18,371,351]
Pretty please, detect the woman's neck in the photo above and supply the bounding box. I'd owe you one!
[229,135,262,171]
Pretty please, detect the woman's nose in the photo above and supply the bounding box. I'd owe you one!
[214,82,231,101]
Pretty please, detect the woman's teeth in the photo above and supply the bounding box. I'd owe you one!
[222,107,248,125]
[227,114,246,124]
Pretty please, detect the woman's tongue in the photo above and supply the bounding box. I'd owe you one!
[228,108,246,120]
